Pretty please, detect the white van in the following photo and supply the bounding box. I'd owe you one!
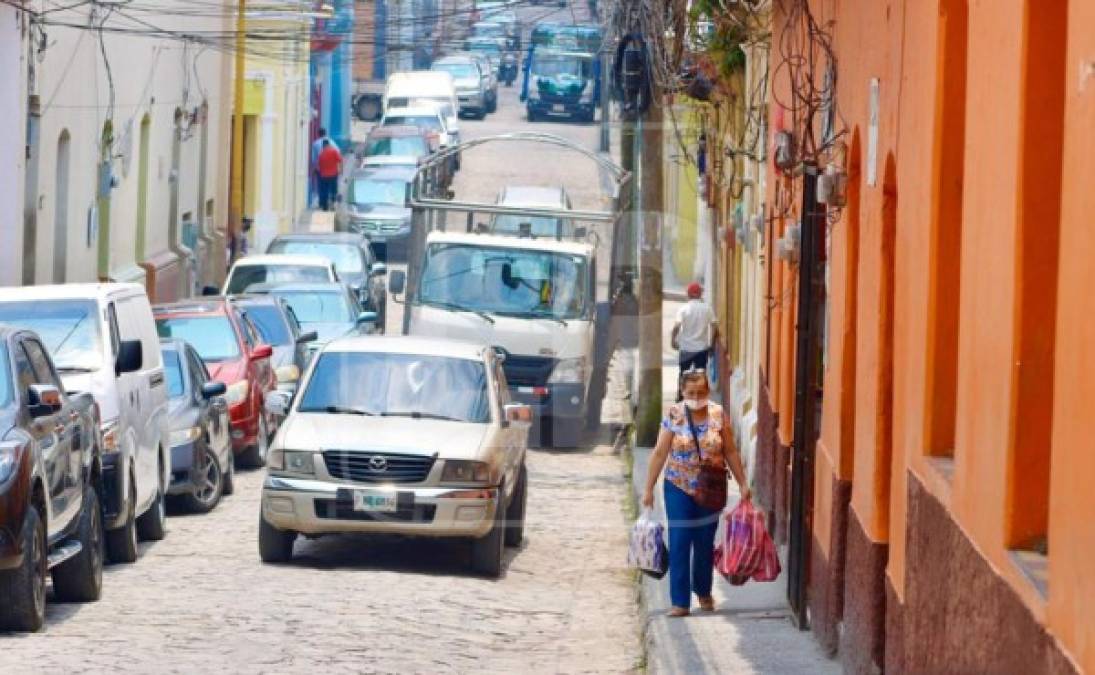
[0,283,170,562]
[383,71,462,157]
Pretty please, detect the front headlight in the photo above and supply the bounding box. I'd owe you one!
[548,357,587,384]
[101,418,120,454]
[170,427,201,446]
[275,365,300,385]
[441,460,491,484]
[0,442,19,484]
[225,381,249,406]
[268,449,314,474]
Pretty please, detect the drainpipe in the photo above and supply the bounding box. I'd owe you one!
[167,109,192,300]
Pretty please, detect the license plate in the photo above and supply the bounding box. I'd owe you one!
[552,104,565,112]
[353,490,398,513]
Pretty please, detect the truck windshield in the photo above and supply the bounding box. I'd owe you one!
[272,291,354,325]
[419,243,589,320]
[352,178,408,206]
[533,56,586,78]
[298,352,489,424]
[366,136,427,157]
[156,316,241,362]
[0,300,103,372]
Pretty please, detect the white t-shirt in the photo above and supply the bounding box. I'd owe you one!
[675,299,716,353]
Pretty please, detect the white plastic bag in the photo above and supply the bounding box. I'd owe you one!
[627,509,668,579]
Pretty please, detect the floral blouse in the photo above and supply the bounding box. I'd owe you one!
[660,403,727,497]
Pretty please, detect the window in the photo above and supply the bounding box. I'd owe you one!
[242,304,292,346]
[23,339,64,391]
[297,352,490,424]
[365,136,428,158]
[266,242,365,275]
[156,316,241,362]
[351,178,409,206]
[224,264,330,294]
[163,350,187,399]
[272,291,354,324]
[0,300,104,373]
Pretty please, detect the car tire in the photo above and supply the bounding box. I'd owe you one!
[546,417,581,449]
[222,451,236,496]
[504,464,527,548]
[183,445,223,514]
[471,493,505,578]
[241,415,270,468]
[488,95,498,113]
[136,468,167,542]
[52,488,104,603]
[106,481,139,564]
[258,513,295,563]
[527,107,538,122]
[0,506,47,632]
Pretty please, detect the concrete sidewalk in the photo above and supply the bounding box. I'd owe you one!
[628,298,838,674]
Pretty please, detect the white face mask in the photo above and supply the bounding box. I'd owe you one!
[683,397,709,411]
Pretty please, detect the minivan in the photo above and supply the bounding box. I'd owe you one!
[0,283,170,563]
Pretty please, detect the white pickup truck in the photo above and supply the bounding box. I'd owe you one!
[392,230,604,447]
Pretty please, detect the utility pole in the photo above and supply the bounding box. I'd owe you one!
[635,100,663,447]
[228,0,246,267]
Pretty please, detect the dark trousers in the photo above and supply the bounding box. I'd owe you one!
[677,348,709,400]
[664,480,720,609]
[318,176,338,211]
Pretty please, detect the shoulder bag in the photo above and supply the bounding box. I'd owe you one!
[684,406,729,512]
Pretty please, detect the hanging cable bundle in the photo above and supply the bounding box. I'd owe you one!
[613,33,652,117]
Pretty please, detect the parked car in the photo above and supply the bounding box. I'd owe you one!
[266,232,388,327]
[382,71,461,139]
[265,283,379,358]
[335,165,417,261]
[380,104,460,171]
[161,339,232,513]
[360,124,449,190]
[0,327,104,631]
[0,283,169,564]
[489,185,574,238]
[222,254,338,296]
[230,295,316,391]
[464,37,505,76]
[432,55,491,118]
[258,336,532,577]
[153,300,276,468]
[461,51,500,110]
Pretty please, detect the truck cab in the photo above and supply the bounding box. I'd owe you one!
[400,231,598,447]
[522,49,597,122]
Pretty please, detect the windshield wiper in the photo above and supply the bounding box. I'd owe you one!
[379,411,463,422]
[304,405,376,416]
[422,300,495,324]
[493,310,568,327]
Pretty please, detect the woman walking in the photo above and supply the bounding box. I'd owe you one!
[641,369,751,617]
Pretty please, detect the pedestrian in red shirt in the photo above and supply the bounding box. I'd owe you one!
[316,140,343,211]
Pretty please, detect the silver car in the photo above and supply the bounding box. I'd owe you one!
[258,336,531,577]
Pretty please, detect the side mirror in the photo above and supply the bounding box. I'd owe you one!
[389,269,406,295]
[370,262,387,277]
[201,381,227,399]
[357,311,379,326]
[201,286,220,297]
[264,390,292,417]
[251,344,273,360]
[28,384,63,417]
[296,330,318,344]
[115,339,143,375]
[503,403,532,428]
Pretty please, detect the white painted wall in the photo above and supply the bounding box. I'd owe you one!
[0,7,26,287]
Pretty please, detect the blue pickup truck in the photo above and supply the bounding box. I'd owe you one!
[0,326,104,631]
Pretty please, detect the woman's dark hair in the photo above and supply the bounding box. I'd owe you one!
[679,369,710,391]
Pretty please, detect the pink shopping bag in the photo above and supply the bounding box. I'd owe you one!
[713,500,781,585]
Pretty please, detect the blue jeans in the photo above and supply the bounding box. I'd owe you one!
[664,480,720,609]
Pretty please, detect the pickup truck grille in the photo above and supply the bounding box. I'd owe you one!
[502,354,557,387]
[322,450,435,484]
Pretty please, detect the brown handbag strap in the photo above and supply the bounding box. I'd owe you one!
[683,406,704,460]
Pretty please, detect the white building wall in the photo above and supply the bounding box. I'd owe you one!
[26,1,232,286]
[0,7,26,287]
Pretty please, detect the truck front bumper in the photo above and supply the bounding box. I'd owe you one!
[508,382,585,421]
[261,475,499,539]
[527,99,594,119]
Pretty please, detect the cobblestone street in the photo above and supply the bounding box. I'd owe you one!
[1,447,640,673]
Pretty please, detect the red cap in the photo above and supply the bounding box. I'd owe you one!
[686,282,703,298]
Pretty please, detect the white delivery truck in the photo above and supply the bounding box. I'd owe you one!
[393,230,600,447]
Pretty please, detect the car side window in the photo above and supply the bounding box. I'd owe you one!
[283,304,303,336]
[235,310,256,349]
[23,339,64,391]
[242,315,263,347]
[186,350,206,399]
[13,343,37,399]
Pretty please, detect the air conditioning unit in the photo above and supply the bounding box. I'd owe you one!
[776,223,801,262]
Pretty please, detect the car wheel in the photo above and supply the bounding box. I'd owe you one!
[0,505,47,631]
[137,461,167,542]
[242,415,270,468]
[106,481,139,564]
[527,107,538,122]
[258,513,296,563]
[470,493,505,578]
[488,96,498,113]
[183,445,223,514]
[52,488,104,603]
[547,417,581,449]
[504,464,527,548]
[222,451,236,496]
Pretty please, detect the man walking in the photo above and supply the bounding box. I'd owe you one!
[310,128,339,206]
[672,281,718,376]
[316,139,342,211]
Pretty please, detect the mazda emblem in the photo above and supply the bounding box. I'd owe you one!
[368,455,388,472]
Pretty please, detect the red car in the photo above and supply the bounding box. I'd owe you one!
[154,299,277,467]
